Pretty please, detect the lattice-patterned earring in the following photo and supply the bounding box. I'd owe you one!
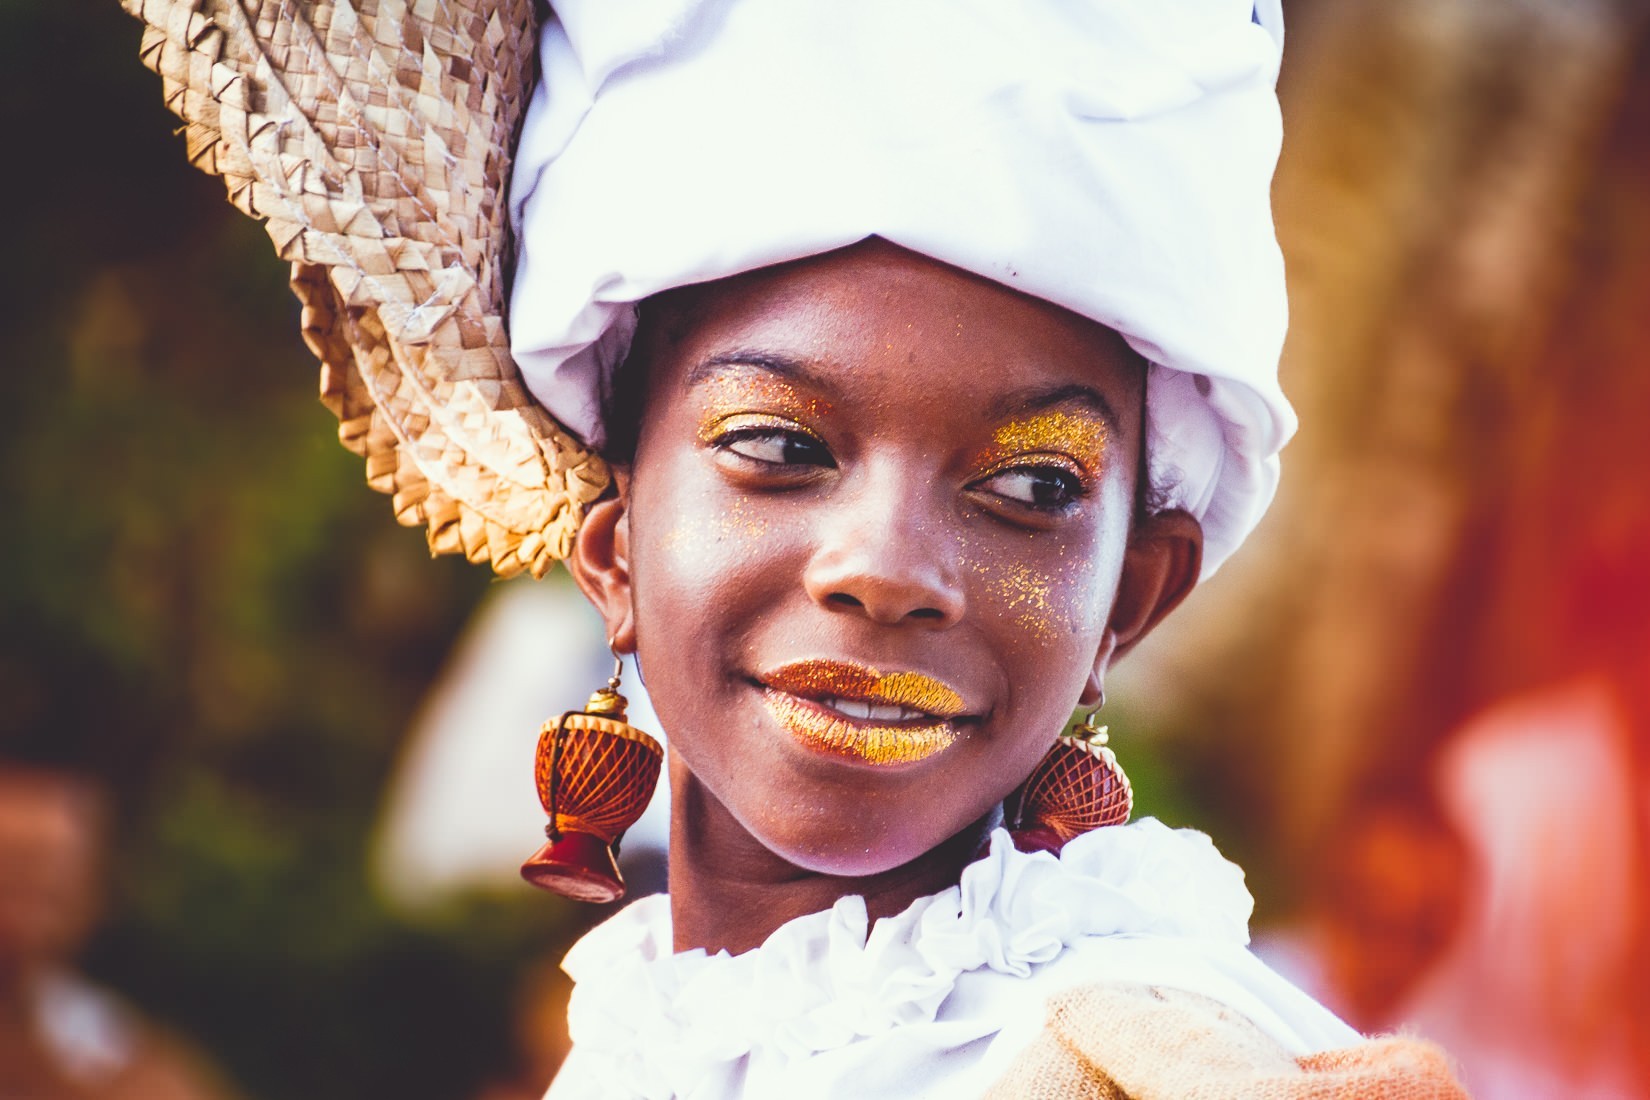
[1006,708,1133,855]
[521,652,663,903]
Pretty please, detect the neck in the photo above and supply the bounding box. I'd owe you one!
[666,761,998,955]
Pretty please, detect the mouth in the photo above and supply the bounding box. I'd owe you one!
[757,659,970,766]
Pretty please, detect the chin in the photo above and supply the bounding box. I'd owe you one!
[743,801,981,879]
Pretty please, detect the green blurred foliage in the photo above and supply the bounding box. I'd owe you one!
[1,3,586,1098]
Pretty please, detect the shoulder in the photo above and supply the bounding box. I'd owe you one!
[967,820,1357,1049]
[983,983,1469,1099]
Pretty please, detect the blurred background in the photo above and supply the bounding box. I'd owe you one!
[1,0,1646,1097]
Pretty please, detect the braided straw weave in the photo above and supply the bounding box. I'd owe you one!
[120,0,609,577]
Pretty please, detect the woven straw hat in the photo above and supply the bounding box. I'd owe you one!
[121,0,608,578]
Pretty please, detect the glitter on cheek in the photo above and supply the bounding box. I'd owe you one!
[716,495,770,542]
[646,462,774,567]
[966,550,1101,647]
[984,561,1061,643]
[649,497,770,565]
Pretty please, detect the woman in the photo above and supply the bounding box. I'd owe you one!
[121,0,1467,1095]
[539,240,1375,1097]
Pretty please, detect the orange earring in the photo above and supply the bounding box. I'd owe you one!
[521,653,663,903]
[1007,708,1133,855]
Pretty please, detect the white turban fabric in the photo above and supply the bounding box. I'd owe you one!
[510,0,1293,577]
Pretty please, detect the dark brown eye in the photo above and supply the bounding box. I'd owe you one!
[973,466,1084,511]
[718,427,835,468]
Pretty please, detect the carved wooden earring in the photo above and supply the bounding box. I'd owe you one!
[521,654,663,903]
[1006,709,1133,856]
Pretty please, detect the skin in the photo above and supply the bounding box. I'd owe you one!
[0,769,232,1100]
[0,769,103,985]
[569,239,1201,954]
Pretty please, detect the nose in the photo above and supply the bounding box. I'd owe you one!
[802,471,965,628]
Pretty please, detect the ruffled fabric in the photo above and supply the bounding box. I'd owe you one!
[558,819,1253,1098]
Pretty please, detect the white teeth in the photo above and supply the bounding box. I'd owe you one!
[820,696,927,723]
[836,697,872,720]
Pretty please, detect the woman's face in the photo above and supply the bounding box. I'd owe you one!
[584,240,1192,876]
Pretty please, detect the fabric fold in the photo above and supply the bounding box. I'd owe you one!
[510,0,1293,577]
[557,819,1257,1097]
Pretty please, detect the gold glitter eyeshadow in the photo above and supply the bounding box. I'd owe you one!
[975,410,1109,476]
[697,412,817,445]
[693,372,833,443]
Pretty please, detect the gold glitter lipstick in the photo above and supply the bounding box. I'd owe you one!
[759,659,967,766]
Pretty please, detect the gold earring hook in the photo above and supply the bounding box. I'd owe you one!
[585,647,629,719]
[1074,708,1109,746]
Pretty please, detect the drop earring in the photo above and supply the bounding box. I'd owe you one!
[1006,708,1133,856]
[521,652,664,903]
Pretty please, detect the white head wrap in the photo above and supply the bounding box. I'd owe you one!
[510,0,1293,577]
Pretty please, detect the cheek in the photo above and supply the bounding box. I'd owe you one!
[962,523,1123,656]
[627,483,751,770]
[974,556,1103,647]
[951,493,1130,742]
[629,456,776,615]
[625,457,807,717]
[649,487,771,558]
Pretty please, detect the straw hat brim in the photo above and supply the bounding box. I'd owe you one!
[120,0,610,578]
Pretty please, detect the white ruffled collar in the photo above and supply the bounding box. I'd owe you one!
[560,818,1253,1095]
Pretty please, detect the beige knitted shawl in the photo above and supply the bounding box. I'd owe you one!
[985,983,1468,1099]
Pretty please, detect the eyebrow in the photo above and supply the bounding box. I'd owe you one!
[683,351,829,392]
[988,383,1122,434]
[684,353,1122,432]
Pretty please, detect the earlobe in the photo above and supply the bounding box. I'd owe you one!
[1080,631,1118,707]
[1085,512,1200,701]
[1106,509,1204,661]
[566,478,638,652]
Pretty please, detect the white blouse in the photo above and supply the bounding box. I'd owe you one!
[546,819,1360,1099]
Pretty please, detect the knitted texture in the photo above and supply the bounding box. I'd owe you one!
[120,0,610,577]
[984,983,1470,1100]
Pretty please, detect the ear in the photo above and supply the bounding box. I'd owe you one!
[565,472,638,653]
[1080,509,1203,704]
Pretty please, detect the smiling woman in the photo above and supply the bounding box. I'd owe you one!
[568,243,1199,951]
[119,0,1470,1096]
